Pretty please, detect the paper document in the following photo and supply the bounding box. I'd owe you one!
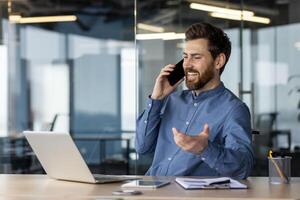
[175,177,247,189]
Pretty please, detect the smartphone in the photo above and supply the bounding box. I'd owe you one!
[167,59,185,86]
[112,189,142,195]
[121,180,170,189]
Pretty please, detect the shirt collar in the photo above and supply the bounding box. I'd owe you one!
[191,82,225,101]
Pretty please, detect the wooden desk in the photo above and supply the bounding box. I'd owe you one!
[0,175,300,199]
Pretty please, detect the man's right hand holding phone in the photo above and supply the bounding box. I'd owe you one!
[151,64,184,100]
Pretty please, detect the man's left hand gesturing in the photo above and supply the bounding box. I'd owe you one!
[172,124,209,154]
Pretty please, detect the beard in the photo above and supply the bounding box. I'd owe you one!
[185,64,215,91]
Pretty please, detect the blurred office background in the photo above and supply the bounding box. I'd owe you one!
[0,0,299,176]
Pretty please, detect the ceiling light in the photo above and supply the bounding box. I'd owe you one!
[210,12,271,24]
[136,32,185,40]
[9,15,77,24]
[163,33,185,40]
[137,23,165,33]
[9,15,21,22]
[190,3,254,17]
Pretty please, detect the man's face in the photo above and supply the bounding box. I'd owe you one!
[183,39,216,90]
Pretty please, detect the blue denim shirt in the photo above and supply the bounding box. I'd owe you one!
[136,83,254,179]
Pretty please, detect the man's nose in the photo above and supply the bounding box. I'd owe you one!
[183,58,192,69]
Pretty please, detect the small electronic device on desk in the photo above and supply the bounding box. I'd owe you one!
[121,180,170,189]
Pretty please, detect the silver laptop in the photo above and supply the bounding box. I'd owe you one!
[23,131,137,184]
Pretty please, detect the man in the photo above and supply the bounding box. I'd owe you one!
[136,22,254,179]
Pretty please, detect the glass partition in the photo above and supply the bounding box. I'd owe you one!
[0,0,300,177]
[0,0,135,175]
[135,0,300,176]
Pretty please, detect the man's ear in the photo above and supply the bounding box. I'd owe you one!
[214,53,226,70]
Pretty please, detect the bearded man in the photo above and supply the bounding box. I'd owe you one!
[136,22,254,179]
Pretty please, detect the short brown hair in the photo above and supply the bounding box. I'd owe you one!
[185,23,231,75]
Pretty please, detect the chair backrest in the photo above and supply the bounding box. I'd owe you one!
[256,112,277,133]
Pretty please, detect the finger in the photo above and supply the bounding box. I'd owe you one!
[160,72,171,77]
[160,69,173,78]
[172,128,181,145]
[172,127,179,136]
[172,128,186,137]
[165,64,176,68]
[172,128,186,144]
[197,123,209,136]
[161,68,174,72]
[202,123,209,136]
[162,64,175,70]
[161,66,175,73]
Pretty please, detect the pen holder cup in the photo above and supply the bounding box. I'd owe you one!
[268,156,291,184]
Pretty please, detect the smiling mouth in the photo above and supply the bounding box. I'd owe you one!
[186,72,199,81]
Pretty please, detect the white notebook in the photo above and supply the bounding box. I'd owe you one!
[175,177,247,190]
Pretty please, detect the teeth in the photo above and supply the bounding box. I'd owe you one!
[186,72,198,81]
[187,72,198,75]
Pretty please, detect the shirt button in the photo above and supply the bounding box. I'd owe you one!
[148,103,152,107]
[168,157,172,161]
[144,120,147,123]
[201,157,206,161]
[185,121,189,125]
[193,103,198,107]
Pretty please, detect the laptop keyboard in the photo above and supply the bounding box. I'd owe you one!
[94,174,132,181]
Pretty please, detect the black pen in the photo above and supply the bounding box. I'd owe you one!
[209,179,231,185]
